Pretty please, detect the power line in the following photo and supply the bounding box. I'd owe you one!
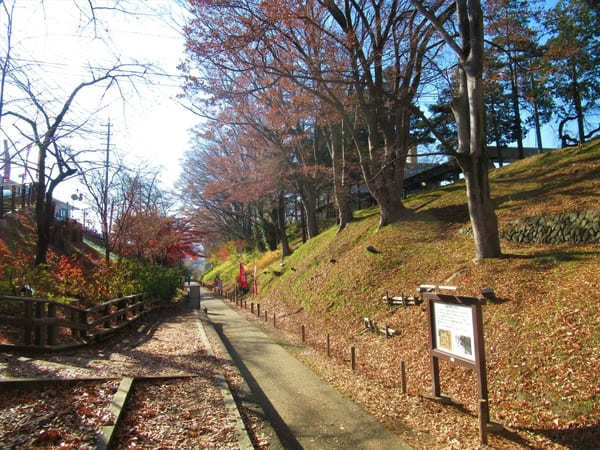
[4,56,186,78]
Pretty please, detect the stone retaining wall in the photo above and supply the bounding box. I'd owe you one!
[501,210,600,244]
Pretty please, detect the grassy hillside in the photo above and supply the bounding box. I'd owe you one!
[208,139,600,448]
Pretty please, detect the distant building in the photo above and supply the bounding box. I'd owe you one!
[1,179,19,198]
[53,199,78,222]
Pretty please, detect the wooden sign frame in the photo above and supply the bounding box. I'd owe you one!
[424,293,490,430]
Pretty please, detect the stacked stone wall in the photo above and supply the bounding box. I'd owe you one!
[501,210,600,244]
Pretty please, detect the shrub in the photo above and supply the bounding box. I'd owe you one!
[136,262,183,301]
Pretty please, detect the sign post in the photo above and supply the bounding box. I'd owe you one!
[425,292,490,443]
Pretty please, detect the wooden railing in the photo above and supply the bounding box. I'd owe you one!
[0,293,161,350]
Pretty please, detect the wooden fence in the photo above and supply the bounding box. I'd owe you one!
[0,293,160,351]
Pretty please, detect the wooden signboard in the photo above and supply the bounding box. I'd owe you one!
[425,292,490,443]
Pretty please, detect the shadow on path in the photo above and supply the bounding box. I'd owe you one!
[213,322,302,450]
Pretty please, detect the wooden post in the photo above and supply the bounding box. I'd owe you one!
[257,303,260,317]
[119,299,127,323]
[431,354,441,397]
[479,399,488,444]
[24,301,33,345]
[47,303,57,346]
[104,305,111,328]
[401,361,407,394]
[244,300,247,309]
[301,325,305,343]
[385,324,390,338]
[327,333,330,357]
[273,312,276,327]
[69,309,78,339]
[34,302,43,346]
[251,303,254,313]
[474,302,490,425]
[351,346,356,370]
[80,310,88,339]
[264,310,267,321]
[10,185,16,212]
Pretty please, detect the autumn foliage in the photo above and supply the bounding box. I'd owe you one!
[0,210,186,304]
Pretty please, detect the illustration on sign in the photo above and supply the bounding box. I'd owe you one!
[433,302,475,361]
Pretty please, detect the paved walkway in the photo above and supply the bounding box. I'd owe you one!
[200,289,411,450]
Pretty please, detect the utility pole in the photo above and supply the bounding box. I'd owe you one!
[103,119,111,265]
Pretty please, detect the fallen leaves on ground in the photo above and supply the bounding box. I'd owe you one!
[0,380,118,449]
[0,306,258,449]
[114,378,238,449]
[237,283,600,449]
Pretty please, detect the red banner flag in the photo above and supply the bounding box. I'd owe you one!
[240,263,248,289]
[253,262,258,296]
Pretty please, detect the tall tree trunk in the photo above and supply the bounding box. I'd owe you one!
[326,123,353,232]
[254,209,267,252]
[533,99,543,150]
[411,0,501,260]
[352,117,408,229]
[492,103,504,167]
[509,62,524,159]
[299,202,307,243]
[277,190,291,257]
[334,176,352,232]
[35,200,52,266]
[572,72,586,144]
[458,67,502,260]
[459,151,501,259]
[300,185,319,239]
[531,76,543,150]
[102,222,110,266]
[34,145,48,265]
[264,207,279,251]
[368,129,408,228]
[369,181,406,227]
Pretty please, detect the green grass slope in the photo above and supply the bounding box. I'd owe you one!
[209,140,600,448]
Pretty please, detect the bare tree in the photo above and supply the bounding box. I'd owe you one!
[77,123,124,266]
[3,64,148,264]
[0,0,15,129]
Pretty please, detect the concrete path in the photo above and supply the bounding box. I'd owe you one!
[200,289,411,450]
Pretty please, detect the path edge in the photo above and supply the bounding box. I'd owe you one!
[195,310,254,450]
